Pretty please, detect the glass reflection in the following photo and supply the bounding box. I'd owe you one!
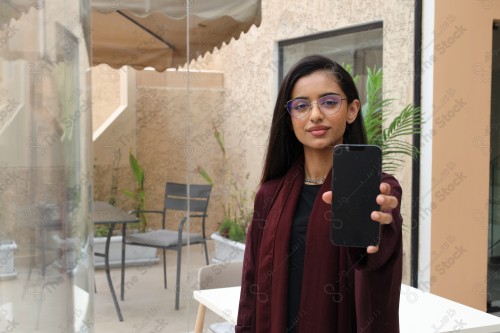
[0,1,93,332]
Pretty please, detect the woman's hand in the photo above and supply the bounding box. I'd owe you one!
[322,182,398,254]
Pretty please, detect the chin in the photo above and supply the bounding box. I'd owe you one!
[301,136,338,150]
[319,138,336,148]
[306,142,335,151]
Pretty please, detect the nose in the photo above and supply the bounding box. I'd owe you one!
[309,101,323,120]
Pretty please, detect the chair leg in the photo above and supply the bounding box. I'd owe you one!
[41,228,46,276]
[203,241,209,265]
[163,249,167,289]
[175,245,182,310]
[23,233,37,299]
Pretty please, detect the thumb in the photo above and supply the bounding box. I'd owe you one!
[322,191,332,204]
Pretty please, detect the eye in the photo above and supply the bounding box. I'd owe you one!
[320,95,341,108]
[291,99,310,111]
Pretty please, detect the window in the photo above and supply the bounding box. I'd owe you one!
[279,22,383,106]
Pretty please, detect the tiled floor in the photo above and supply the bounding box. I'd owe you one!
[94,241,225,333]
[1,240,226,333]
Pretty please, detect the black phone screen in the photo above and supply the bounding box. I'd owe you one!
[330,144,382,247]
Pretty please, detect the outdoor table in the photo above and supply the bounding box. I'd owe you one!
[193,285,500,333]
[93,201,139,321]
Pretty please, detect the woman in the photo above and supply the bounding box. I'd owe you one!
[236,55,403,333]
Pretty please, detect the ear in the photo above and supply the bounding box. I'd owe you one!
[346,99,360,124]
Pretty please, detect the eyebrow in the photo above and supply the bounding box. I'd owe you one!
[291,92,342,100]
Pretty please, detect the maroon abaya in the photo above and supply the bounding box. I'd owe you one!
[236,158,403,333]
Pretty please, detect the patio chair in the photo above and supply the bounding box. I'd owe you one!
[196,261,243,333]
[125,182,212,310]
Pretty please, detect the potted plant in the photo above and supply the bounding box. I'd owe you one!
[210,175,254,263]
[198,127,254,263]
[0,206,17,279]
[346,65,422,172]
[0,239,17,280]
[348,65,421,267]
[93,149,158,268]
[124,148,148,232]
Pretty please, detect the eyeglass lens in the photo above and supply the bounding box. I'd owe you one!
[287,94,343,118]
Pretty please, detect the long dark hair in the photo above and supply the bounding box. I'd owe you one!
[260,55,367,184]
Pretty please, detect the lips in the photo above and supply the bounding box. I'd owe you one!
[307,126,329,136]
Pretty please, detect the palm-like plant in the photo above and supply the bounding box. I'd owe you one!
[124,149,147,232]
[348,65,422,174]
[197,126,254,243]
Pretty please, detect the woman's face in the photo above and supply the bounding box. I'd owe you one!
[289,70,360,153]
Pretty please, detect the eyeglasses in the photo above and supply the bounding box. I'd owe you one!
[284,93,347,119]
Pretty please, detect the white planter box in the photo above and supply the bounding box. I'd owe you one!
[211,232,245,263]
[93,236,159,269]
[0,240,17,279]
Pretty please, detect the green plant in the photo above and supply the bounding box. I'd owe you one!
[124,148,147,232]
[108,148,122,207]
[218,216,246,243]
[197,126,254,243]
[93,148,123,238]
[94,225,110,237]
[347,65,422,174]
[216,171,254,244]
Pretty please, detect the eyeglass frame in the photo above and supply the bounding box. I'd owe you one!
[284,93,348,119]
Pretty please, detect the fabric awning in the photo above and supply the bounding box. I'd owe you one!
[92,0,262,71]
[0,0,35,23]
[1,0,261,72]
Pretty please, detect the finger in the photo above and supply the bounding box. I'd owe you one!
[380,182,391,195]
[376,194,398,211]
[371,211,393,225]
[367,245,379,254]
[322,191,332,204]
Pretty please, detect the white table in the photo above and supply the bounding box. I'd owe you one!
[193,286,239,331]
[399,284,500,332]
[193,284,500,333]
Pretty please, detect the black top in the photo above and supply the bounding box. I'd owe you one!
[286,184,322,332]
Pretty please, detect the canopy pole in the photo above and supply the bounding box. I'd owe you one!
[185,0,192,326]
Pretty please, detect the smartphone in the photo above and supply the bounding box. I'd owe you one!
[330,144,382,248]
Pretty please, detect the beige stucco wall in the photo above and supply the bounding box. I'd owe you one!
[135,70,227,231]
[93,66,137,218]
[93,69,228,233]
[429,1,500,310]
[191,0,416,283]
[91,64,120,132]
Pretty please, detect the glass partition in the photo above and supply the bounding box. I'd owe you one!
[0,1,93,332]
[90,3,222,332]
[0,1,257,331]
